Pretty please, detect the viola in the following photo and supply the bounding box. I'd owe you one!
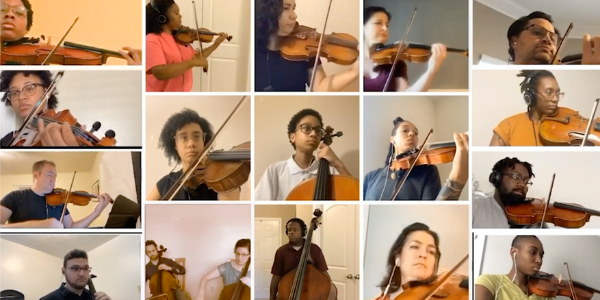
[149,245,178,300]
[174,26,233,46]
[185,141,251,194]
[219,257,251,300]
[285,126,360,200]
[390,141,456,171]
[528,268,600,300]
[1,39,127,65]
[539,104,600,146]
[46,188,113,207]
[371,43,468,65]
[279,22,359,66]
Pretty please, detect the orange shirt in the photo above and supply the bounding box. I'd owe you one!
[493,107,578,146]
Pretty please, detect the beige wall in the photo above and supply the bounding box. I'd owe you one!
[255,204,297,244]
[254,96,360,186]
[28,0,142,65]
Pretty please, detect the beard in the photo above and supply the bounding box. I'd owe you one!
[498,185,527,206]
[66,276,87,289]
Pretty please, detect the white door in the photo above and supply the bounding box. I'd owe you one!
[321,204,359,300]
[255,218,282,299]
[184,0,249,92]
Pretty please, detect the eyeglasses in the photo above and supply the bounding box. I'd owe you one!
[69,266,92,273]
[537,89,564,101]
[296,124,325,137]
[174,132,207,144]
[6,83,44,101]
[503,173,533,187]
[235,252,250,257]
[1,4,28,18]
[522,24,560,45]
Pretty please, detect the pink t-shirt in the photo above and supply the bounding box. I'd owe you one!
[146,32,195,92]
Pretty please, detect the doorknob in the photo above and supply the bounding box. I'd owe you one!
[354,274,360,279]
[346,274,353,279]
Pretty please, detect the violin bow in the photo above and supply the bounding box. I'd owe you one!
[580,98,600,147]
[161,96,249,200]
[538,173,556,228]
[41,17,79,65]
[550,23,573,65]
[59,171,77,224]
[8,71,65,146]
[386,128,433,201]
[192,0,208,73]
[382,7,416,92]
[563,263,579,300]
[307,0,334,92]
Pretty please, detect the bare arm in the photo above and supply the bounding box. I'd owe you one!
[475,284,493,300]
[489,132,507,146]
[270,275,282,300]
[196,268,221,300]
[64,211,99,228]
[149,60,197,80]
[399,70,438,92]
[311,63,359,92]
[218,188,241,201]
[147,185,162,201]
[436,179,465,200]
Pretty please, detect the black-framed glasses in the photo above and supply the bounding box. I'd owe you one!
[522,24,560,45]
[296,124,325,136]
[235,252,250,257]
[6,83,44,101]
[69,266,92,273]
[503,173,533,187]
[1,4,28,18]
[174,132,207,144]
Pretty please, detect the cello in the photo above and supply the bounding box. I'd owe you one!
[277,209,337,300]
[219,257,251,300]
[149,245,178,300]
[285,126,360,200]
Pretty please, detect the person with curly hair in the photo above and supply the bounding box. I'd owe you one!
[1,0,141,65]
[254,108,354,200]
[146,0,229,92]
[146,108,240,200]
[363,117,468,201]
[254,0,360,92]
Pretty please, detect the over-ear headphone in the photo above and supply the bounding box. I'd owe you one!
[285,218,307,237]
[489,167,503,189]
[523,71,538,107]
[150,0,168,24]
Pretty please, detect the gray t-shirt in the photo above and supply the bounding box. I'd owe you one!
[472,193,510,228]
[218,261,251,286]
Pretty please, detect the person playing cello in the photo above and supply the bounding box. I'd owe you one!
[145,240,187,300]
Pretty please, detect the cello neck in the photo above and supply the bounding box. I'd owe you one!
[553,202,600,217]
[312,158,332,200]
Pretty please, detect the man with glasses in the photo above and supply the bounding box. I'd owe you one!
[1,0,141,65]
[254,108,354,200]
[40,249,112,300]
[507,11,600,65]
[472,157,548,229]
[145,240,187,300]
[146,108,241,200]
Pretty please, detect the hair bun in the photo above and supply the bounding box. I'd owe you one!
[393,117,404,126]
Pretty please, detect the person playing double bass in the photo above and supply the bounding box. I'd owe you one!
[145,240,187,300]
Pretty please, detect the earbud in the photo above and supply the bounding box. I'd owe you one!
[395,256,401,267]
[513,252,516,259]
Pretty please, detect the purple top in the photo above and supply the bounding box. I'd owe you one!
[363,61,408,92]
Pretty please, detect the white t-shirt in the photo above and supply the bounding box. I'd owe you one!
[472,193,511,228]
[254,155,338,200]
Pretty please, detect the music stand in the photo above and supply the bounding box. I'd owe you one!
[104,195,140,228]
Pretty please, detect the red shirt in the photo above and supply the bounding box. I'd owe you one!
[271,239,328,277]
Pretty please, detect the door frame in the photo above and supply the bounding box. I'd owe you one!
[254,217,282,299]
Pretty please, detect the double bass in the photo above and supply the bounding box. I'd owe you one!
[219,257,251,300]
[149,245,178,300]
[277,209,337,300]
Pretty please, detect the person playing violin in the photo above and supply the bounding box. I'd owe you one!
[1,0,142,65]
[363,6,448,92]
[507,11,600,65]
[145,0,229,92]
[146,108,241,200]
[0,160,113,228]
[145,240,187,300]
[254,0,360,92]
[254,108,354,200]
[475,235,552,300]
[40,249,112,300]
[489,70,581,146]
[369,222,442,300]
[363,117,469,200]
[195,239,251,300]
[270,218,336,300]
[472,157,548,229]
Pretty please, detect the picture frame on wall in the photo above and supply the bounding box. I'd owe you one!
[92,180,100,200]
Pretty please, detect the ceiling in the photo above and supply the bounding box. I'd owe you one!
[1,235,118,258]
[0,152,99,175]
[476,0,600,38]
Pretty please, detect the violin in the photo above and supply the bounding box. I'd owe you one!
[185,141,251,193]
[277,209,337,300]
[279,22,359,66]
[219,257,251,300]
[1,39,128,65]
[149,245,178,300]
[46,188,113,207]
[505,197,600,228]
[371,43,468,65]
[390,141,456,171]
[539,103,600,146]
[528,265,600,300]
[285,126,360,200]
[559,53,583,65]
[174,26,233,46]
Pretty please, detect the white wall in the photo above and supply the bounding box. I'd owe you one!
[472,151,600,228]
[477,235,600,300]
[98,152,140,227]
[363,96,469,200]
[145,96,251,200]
[363,204,469,299]
[472,70,600,146]
[145,204,251,300]
[254,96,361,183]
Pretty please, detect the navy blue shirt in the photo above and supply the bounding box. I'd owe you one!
[156,171,218,200]
[363,165,441,200]
[1,189,70,223]
[254,48,321,91]
[40,283,92,300]
[1,131,14,147]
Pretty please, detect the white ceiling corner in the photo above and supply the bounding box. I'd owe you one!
[1,235,118,259]
[476,0,529,20]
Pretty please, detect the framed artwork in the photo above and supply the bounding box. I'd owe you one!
[92,180,100,200]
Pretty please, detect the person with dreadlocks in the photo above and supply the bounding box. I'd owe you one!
[363,117,469,201]
[146,108,241,200]
[489,70,582,146]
